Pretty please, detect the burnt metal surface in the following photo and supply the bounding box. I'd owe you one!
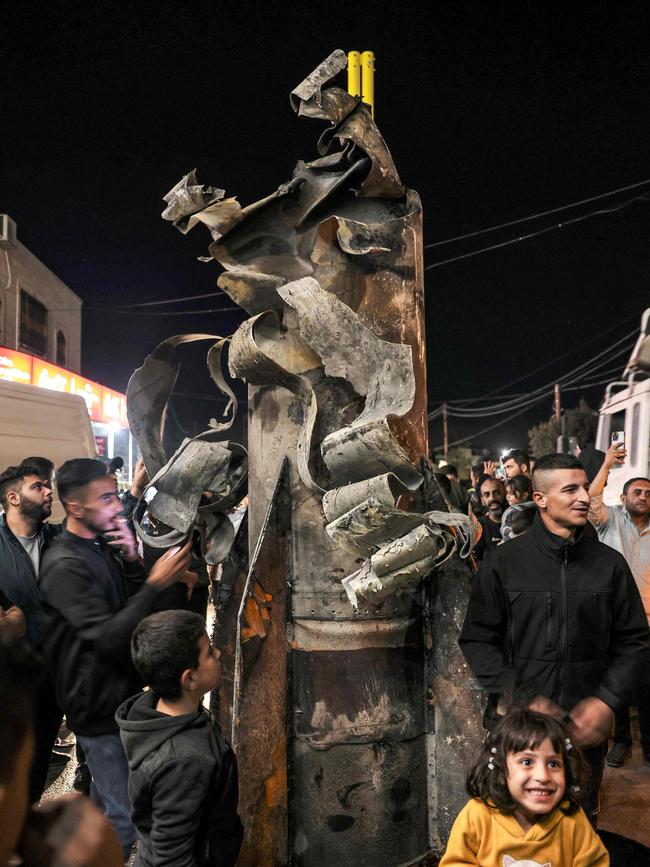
[425,556,484,854]
[150,50,484,865]
[230,460,291,866]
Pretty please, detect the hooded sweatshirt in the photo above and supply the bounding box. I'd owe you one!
[116,690,243,867]
[439,797,609,866]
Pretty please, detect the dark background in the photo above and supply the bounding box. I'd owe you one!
[2,1,649,452]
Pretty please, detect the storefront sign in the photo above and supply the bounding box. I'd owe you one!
[0,347,33,384]
[0,345,128,427]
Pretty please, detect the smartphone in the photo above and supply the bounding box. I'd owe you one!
[611,430,625,450]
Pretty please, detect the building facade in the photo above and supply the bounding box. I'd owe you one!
[0,214,81,372]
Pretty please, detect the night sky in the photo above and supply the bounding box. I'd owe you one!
[3,2,650,453]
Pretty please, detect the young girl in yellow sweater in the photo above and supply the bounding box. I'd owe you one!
[440,710,609,866]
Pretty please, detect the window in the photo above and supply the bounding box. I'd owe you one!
[19,290,47,356]
[599,409,626,451]
[56,330,66,366]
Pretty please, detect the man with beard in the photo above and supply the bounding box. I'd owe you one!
[473,477,506,559]
[0,461,62,802]
[459,453,649,823]
[40,458,195,859]
[588,443,650,769]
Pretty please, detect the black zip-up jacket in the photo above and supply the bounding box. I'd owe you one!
[116,690,243,867]
[459,513,649,723]
[0,515,61,646]
[40,529,160,735]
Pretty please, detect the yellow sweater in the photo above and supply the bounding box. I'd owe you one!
[439,798,609,866]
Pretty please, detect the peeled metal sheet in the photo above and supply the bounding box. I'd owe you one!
[321,472,414,523]
[341,512,476,608]
[126,333,237,478]
[327,497,424,559]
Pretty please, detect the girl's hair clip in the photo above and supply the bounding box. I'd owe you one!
[491,747,497,754]
[565,737,573,752]
[487,760,495,770]
[572,784,580,792]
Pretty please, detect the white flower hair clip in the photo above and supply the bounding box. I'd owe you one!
[565,738,573,752]
[487,747,497,770]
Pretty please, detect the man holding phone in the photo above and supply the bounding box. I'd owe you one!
[39,459,196,859]
[589,440,650,768]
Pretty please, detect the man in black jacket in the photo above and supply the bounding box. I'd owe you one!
[0,460,61,802]
[40,458,194,859]
[459,452,649,820]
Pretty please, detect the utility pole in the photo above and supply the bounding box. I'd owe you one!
[443,401,449,461]
[554,383,561,420]
[554,383,568,452]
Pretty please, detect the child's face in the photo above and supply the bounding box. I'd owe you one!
[505,737,565,829]
[505,488,519,506]
[193,634,222,695]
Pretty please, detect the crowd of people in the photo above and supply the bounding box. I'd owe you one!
[0,441,648,866]
[0,456,241,866]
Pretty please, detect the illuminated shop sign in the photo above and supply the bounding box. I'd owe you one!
[0,346,128,426]
[0,348,33,384]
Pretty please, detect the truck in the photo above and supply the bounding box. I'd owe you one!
[0,379,97,518]
[596,307,650,504]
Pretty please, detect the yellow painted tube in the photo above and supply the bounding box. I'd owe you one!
[361,50,375,117]
[347,51,361,98]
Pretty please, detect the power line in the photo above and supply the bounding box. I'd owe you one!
[461,312,641,400]
[433,399,546,451]
[424,194,650,271]
[113,290,226,309]
[424,177,650,249]
[427,329,636,420]
[119,306,242,317]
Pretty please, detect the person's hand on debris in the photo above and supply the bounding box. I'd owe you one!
[18,793,123,867]
[104,517,139,562]
[0,605,26,638]
[567,696,614,748]
[146,540,193,591]
[130,458,149,498]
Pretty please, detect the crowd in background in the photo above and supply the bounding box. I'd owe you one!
[0,440,648,866]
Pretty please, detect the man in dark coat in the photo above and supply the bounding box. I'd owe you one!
[40,458,194,858]
[0,460,61,802]
[459,452,649,821]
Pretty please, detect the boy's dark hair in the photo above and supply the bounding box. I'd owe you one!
[504,449,530,468]
[0,464,42,510]
[131,610,206,700]
[0,635,44,783]
[56,458,108,504]
[466,709,588,817]
[20,456,54,479]
[505,474,533,500]
[441,464,458,477]
[532,453,585,492]
[623,477,650,495]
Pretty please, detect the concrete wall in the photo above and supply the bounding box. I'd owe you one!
[0,216,82,372]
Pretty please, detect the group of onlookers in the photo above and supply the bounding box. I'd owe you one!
[0,456,242,866]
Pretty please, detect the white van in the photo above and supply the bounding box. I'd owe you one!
[0,379,97,519]
[596,308,650,504]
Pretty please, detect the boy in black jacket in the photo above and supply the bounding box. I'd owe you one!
[116,610,243,867]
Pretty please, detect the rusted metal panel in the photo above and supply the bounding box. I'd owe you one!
[231,460,292,867]
[290,739,429,867]
[425,555,485,854]
[152,49,486,865]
